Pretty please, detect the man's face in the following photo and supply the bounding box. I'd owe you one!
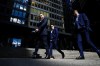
[39,14,44,20]
[74,10,78,16]
[51,25,54,30]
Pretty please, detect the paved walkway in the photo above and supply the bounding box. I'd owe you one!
[0,48,100,66]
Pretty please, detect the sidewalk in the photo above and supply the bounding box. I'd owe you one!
[0,48,100,66]
[0,48,100,59]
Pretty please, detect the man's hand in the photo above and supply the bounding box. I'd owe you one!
[32,28,39,33]
[35,28,39,32]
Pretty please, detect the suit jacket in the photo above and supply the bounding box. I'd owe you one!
[50,27,58,41]
[75,13,92,31]
[37,17,48,35]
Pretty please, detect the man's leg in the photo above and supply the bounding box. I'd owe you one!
[54,40,65,59]
[76,32,84,59]
[85,30,100,58]
[32,40,42,58]
[32,35,43,58]
[33,41,40,55]
[42,35,49,58]
[47,41,54,59]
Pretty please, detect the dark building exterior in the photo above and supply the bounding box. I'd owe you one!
[29,0,71,49]
[29,0,67,35]
[0,0,31,25]
[1,0,99,50]
[0,0,71,49]
[0,0,32,47]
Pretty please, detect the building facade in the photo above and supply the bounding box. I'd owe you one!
[29,0,65,32]
[0,0,32,47]
[28,0,71,49]
[0,0,71,49]
[0,0,31,26]
[10,0,29,25]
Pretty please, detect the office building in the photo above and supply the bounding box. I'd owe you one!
[28,0,71,49]
[0,0,32,47]
[0,0,71,49]
[29,0,65,32]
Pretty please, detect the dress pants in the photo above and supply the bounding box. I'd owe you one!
[77,29,99,57]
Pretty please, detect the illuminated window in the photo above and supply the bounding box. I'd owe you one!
[10,17,25,24]
[12,38,22,47]
[32,2,35,6]
[11,10,26,18]
[10,0,29,24]
[16,0,28,4]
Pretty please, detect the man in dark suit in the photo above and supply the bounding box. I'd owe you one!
[32,14,49,58]
[73,10,100,59]
[47,25,65,59]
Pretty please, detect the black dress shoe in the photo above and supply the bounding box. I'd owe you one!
[46,56,50,59]
[57,49,65,59]
[46,56,55,59]
[44,52,48,58]
[50,56,55,59]
[97,50,100,58]
[32,53,42,59]
[32,52,37,58]
[61,52,65,59]
[44,55,48,59]
[76,56,85,59]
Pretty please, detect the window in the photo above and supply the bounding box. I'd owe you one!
[11,10,26,19]
[31,8,34,13]
[31,14,33,20]
[30,22,33,26]
[38,4,40,8]
[13,3,27,11]
[41,5,43,9]
[20,5,24,10]
[52,14,54,18]
[33,22,37,26]
[10,0,28,25]
[12,38,22,47]
[10,17,25,24]
[14,10,19,16]
[44,6,46,10]
[19,11,22,17]
[32,2,35,6]
[23,12,26,18]
[16,0,29,4]
[35,3,38,7]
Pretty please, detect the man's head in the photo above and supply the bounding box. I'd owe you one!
[39,13,44,20]
[74,10,79,16]
[51,25,55,30]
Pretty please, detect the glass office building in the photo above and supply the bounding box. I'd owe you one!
[0,0,71,48]
[10,0,30,25]
[0,0,32,47]
[0,0,31,25]
[29,0,65,32]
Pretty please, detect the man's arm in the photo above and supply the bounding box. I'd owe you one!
[82,13,90,27]
[38,18,47,31]
[53,28,59,39]
[82,13,92,31]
